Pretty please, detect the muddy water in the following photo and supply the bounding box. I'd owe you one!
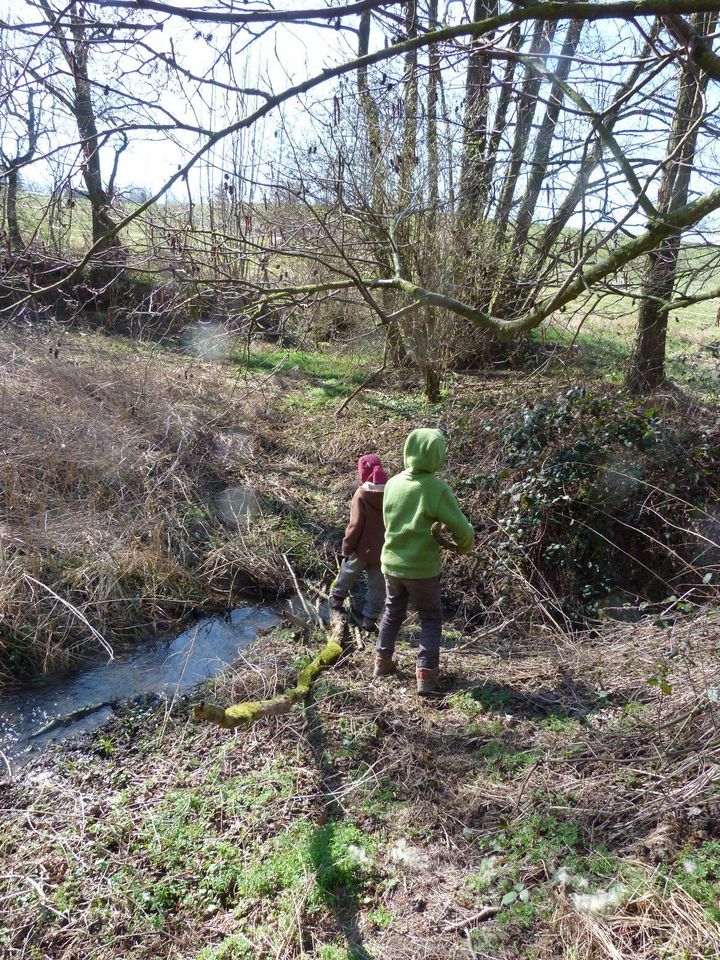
[0,605,279,772]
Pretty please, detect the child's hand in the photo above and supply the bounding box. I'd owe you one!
[431,522,460,553]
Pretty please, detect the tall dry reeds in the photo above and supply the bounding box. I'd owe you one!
[0,329,291,685]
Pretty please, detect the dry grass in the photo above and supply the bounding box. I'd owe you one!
[5,326,717,687]
[0,329,305,685]
[2,611,720,959]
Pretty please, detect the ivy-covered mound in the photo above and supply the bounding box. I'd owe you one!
[454,386,720,624]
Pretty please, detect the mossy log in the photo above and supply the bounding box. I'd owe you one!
[194,620,345,730]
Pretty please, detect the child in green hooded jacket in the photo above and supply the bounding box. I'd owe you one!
[375,428,474,694]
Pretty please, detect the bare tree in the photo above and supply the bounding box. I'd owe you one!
[0,86,40,252]
[36,0,120,249]
[3,0,720,400]
[627,12,719,392]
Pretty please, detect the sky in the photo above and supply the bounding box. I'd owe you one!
[1,0,363,197]
[3,1,720,241]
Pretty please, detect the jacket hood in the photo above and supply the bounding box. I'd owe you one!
[403,428,446,474]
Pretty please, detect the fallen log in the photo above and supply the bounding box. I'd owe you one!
[194,617,345,729]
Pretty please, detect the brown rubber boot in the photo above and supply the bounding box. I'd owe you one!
[329,595,345,612]
[373,654,397,678]
[416,666,439,696]
[361,617,378,633]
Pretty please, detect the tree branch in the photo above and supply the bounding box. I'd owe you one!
[97,0,405,26]
[245,184,720,338]
[664,12,720,79]
[95,0,720,31]
[195,619,345,730]
[15,0,720,305]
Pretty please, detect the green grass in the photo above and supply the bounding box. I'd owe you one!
[670,841,720,922]
[197,934,255,960]
[474,741,541,781]
[20,746,378,947]
[449,684,513,713]
[17,191,147,251]
[539,288,720,399]
[235,345,371,405]
[234,819,378,912]
[236,345,364,380]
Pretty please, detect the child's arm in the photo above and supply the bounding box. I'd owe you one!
[436,488,474,555]
[341,491,366,557]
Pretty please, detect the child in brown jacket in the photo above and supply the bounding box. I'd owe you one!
[330,455,388,630]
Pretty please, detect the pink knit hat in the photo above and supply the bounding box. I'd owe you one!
[357,454,388,485]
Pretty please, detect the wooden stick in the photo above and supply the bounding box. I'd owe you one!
[335,362,385,417]
[443,905,500,932]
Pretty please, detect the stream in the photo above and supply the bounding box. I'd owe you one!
[0,604,280,773]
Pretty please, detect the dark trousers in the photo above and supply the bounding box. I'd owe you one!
[376,575,443,669]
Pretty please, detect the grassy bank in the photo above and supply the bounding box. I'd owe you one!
[2,613,720,958]
[0,331,356,685]
[2,327,720,957]
[2,327,720,684]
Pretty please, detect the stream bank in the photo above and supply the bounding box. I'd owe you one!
[3,330,720,957]
[0,604,278,770]
[2,612,720,959]
[3,329,720,688]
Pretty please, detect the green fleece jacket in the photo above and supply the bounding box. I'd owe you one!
[381,428,474,579]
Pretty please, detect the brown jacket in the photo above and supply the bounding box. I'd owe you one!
[342,485,385,565]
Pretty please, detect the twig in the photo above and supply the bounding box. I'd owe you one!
[23,574,114,660]
[443,905,500,932]
[282,553,322,626]
[335,362,386,416]
[280,609,312,632]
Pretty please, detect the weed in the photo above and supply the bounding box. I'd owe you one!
[474,741,540,780]
[670,841,720,922]
[234,819,377,912]
[197,934,255,960]
[317,946,355,960]
[541,715,578,732]
[368,906,393,928]
[455,684,513,713]
[467,855,503,894]
[360,780,400,820]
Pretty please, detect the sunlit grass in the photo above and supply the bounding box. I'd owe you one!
[538,288,720,399]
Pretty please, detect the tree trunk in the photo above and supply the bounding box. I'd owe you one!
[398,0,418,213]
[386,315,408,367]
[490,19,584,321]
[521,33,657,307]
[437,64,455,209]
[416,307,442,402]
[357,8,409,368]
[426,0,440,210]
[39,0,117,250]
[493,20,557,246]
[626,12,717,393]
[511,19,584,258]
[477,25,521,217]
[5,166,24,251]
[458,0,496,219]
[72,61,114,247]
[357,9,385,211]
[2,92,38,252]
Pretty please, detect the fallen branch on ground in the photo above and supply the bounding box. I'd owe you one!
[443,905,501,932]
[194,616,345,729]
